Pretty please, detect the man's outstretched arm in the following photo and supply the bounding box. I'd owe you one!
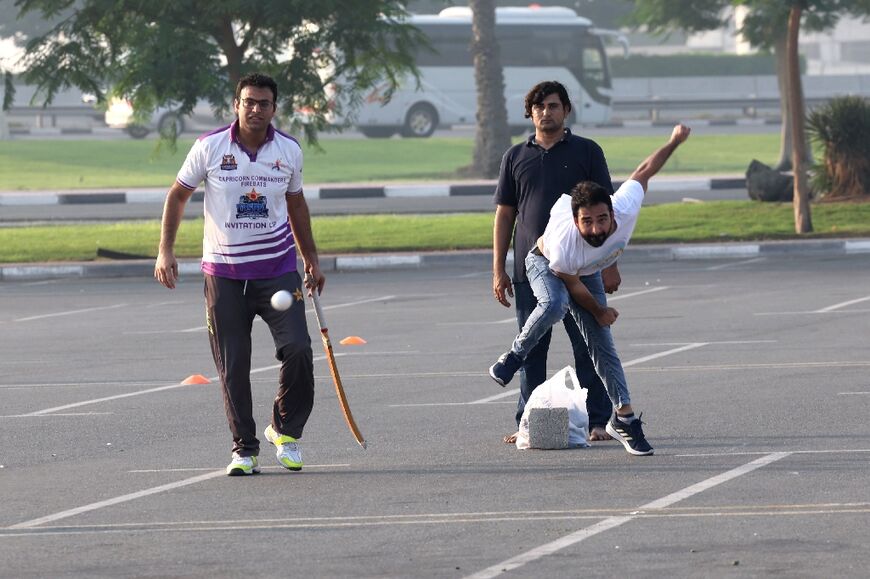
[630,124,691,191]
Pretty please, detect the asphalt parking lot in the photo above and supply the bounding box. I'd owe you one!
[1,252,869,578]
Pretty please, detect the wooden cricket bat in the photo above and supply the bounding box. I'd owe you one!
[310,290,367,449]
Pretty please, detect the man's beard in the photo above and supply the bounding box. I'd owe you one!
[538,120,562,135]
[582,233,607,247]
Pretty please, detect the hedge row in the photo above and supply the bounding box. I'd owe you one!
[611,53,805,77]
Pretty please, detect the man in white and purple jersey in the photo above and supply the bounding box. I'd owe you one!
[155,72,324,476]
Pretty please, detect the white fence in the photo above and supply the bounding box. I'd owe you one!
[612,74,870,120]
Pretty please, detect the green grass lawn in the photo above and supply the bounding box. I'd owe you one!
[2,200,868,264]
[0,133,782,191]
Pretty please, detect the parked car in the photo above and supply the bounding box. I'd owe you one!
[104,98,232,139]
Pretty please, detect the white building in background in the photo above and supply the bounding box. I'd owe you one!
[0,36,23,72]
[686,7,870,75]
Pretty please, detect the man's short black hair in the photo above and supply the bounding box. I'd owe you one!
[571,181,612,217]
[235,72,278,104]
[524,80,572,119]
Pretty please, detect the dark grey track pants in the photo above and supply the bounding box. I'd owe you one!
[204,272,314,456]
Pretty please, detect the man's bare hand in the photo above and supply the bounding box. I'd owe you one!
[594,306,619,327]
[670,124,691,145]
[154,251,179,289]
[304,261,325,295]
[601,263,621,294]
[493,270,513,308]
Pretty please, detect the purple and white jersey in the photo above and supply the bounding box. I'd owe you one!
[176,121,303,280]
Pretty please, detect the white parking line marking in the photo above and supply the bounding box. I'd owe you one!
[464,452,791,579]
[755,309,870,316]
[14,303,127,322]
[815,295,870,313]
[0,380,185,390]
[144,300,188,308]
[320,295,396,311]
[607,286,670,301]
[448,287,671,326]
[391,401,515,407]
[630,361,870,372]
[11,355,335,417]
[7,463,354,530]
[1,412,113,418]
[676,448,870,457]
[629,340,775,346]
[399,343,711,408]
[756,295,870,316]
[706,257,767,271]
[5,500,868,539]
[617,342,708,367]
[7,470,227,529]
[129,296,396,333]
[468,388,521,405]
[129,463,350,473]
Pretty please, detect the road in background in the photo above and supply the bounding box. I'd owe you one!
[0,188,748,224]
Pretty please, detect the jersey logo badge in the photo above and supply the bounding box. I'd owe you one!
[236,189,269,219]
[272,159,282,171]
[221,154,238,171]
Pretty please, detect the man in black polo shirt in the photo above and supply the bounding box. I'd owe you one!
[492,80,617,443]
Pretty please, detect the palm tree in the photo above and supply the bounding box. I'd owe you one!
[807,96,870,199]
[468,0,511,178]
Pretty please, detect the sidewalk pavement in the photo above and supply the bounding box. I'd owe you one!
[4,238,870,282]
[0,175,747,206]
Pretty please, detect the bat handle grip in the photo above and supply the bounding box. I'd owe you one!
[310,285,328,332]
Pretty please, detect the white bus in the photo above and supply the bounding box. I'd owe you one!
[342,5,626,138]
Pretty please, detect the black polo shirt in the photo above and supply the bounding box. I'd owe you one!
[493,129,613,283]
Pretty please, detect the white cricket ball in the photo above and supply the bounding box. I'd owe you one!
[271,290,293,311]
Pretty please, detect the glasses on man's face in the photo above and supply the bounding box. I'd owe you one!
[239,98,274,111]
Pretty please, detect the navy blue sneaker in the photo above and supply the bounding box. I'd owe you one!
[606,413,654,456]
[489,351,523,387]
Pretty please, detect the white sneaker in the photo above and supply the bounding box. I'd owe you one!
[226,453,260,476]
[264,424,303,471]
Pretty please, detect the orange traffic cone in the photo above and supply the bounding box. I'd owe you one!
[339,336,367,345]
[181,374,211,385]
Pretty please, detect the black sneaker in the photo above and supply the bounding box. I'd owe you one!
[489,351,523,387]
[606,413,654,456]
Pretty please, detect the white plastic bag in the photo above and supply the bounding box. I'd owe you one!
[516,366,590,449]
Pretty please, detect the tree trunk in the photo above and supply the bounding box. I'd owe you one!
[786,5,812,233]
[773,34,812,171]
[213,19,243,90]
[468,0,511,178]
[773,35,792,171]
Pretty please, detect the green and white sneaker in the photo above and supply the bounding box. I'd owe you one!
[226,453,260,476]
[264,424,303,471]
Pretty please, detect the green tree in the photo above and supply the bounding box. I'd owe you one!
[467,0,511,178]
[629,0,870,233]
[4,0,424,143]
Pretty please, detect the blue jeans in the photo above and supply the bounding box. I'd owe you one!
[512,251,631,414]
[513,289,614,428]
